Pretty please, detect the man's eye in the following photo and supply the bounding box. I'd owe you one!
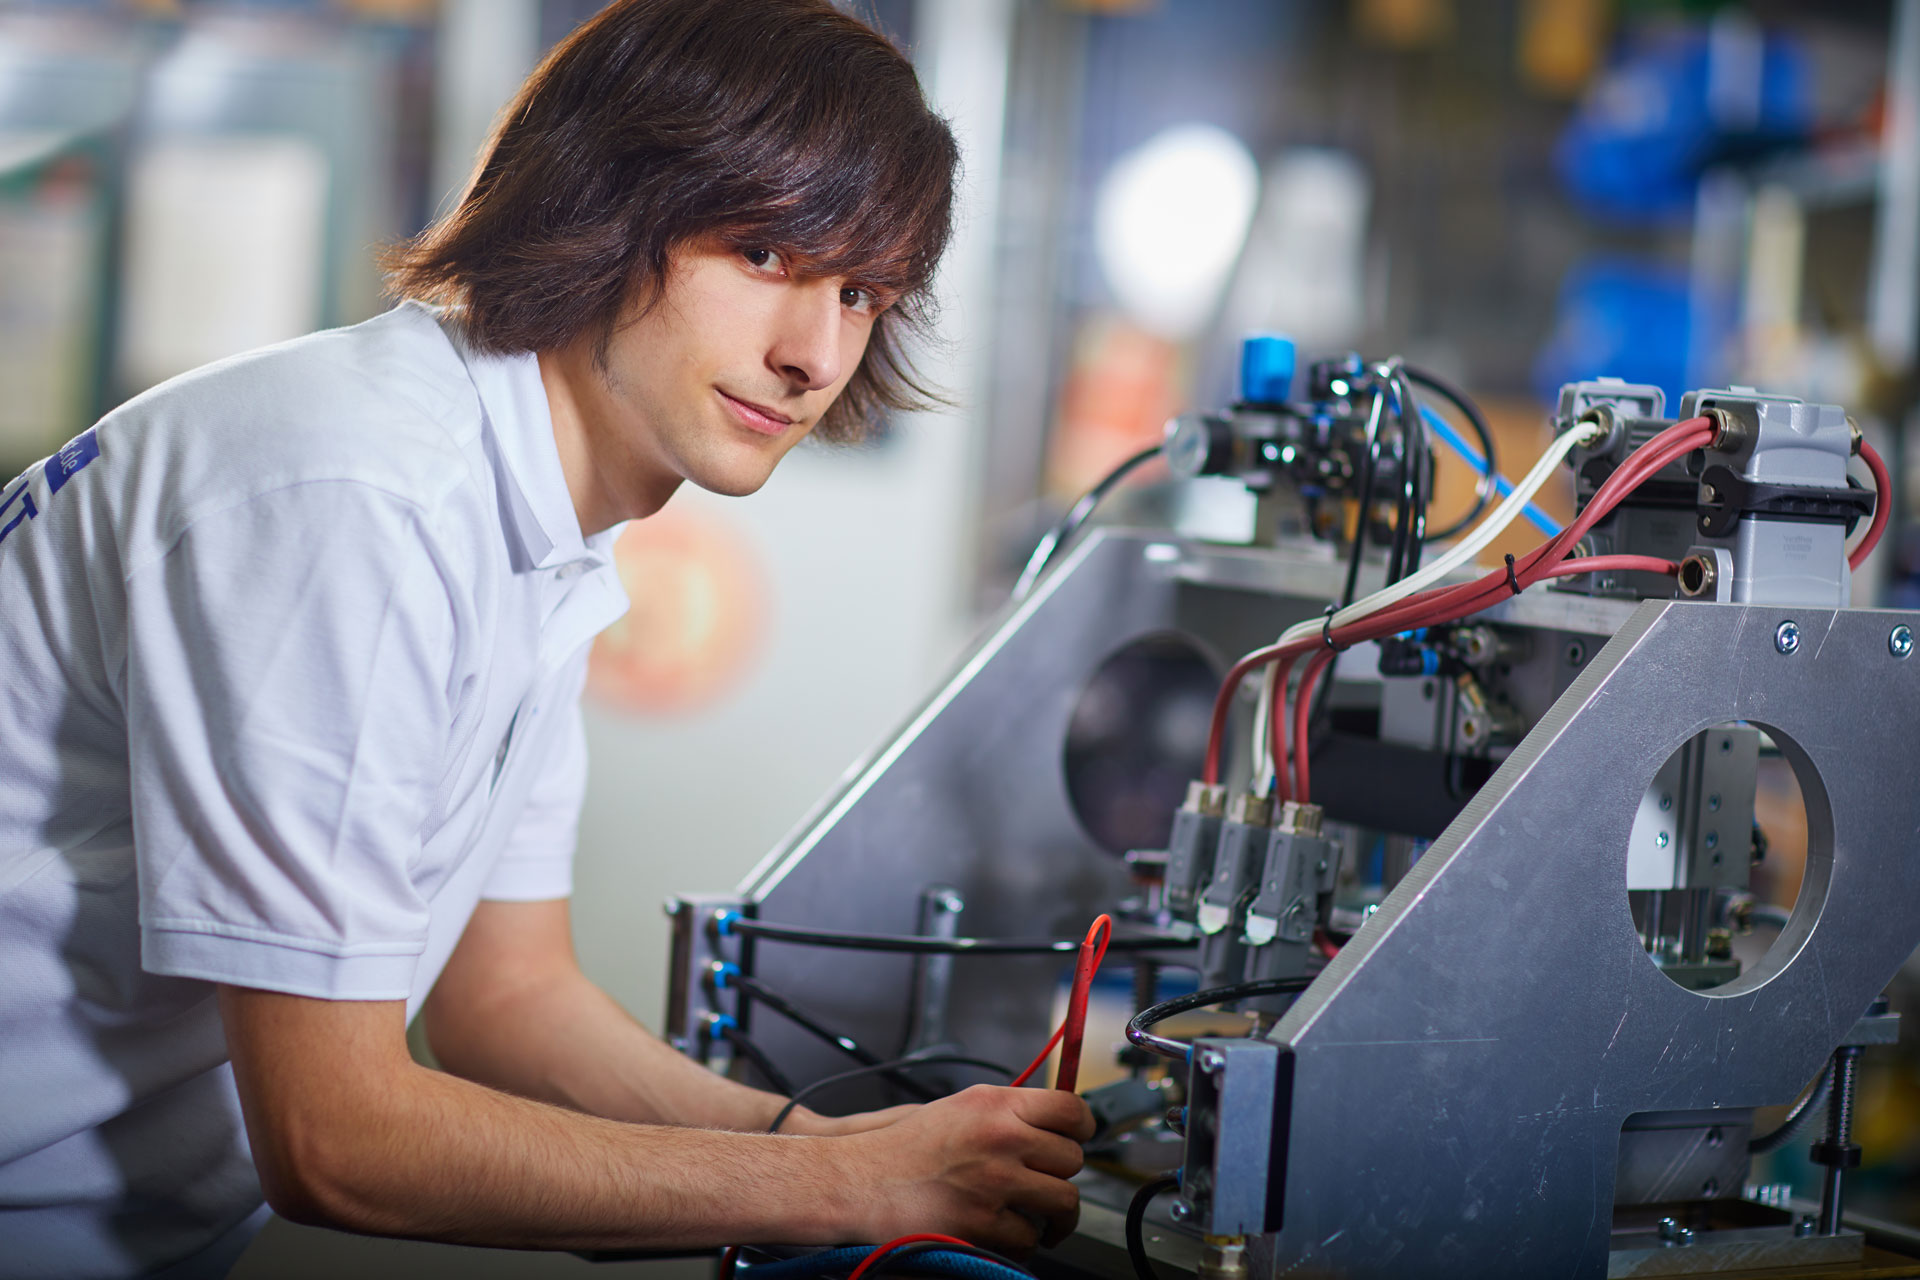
[840,285,876,313]
[742,248,782,272]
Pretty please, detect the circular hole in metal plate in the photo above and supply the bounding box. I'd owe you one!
[1626,722,1812,995]
[1063,633,1220,856]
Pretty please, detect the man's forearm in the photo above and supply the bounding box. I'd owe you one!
[301,1062,857,1248]
[225,987,859,1249]
[425,963,807,1132]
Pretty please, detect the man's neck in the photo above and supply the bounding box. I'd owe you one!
[538,343,680,535]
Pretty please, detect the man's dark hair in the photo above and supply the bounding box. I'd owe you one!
[384,0,959,442]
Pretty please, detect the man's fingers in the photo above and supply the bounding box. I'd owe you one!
[999,1087,1096,1143]
[986,1208,1044,1257]
[1020,1129,1086,1180]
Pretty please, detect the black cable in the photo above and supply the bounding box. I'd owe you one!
[1404,364,1498,542]
[1338,388,1389,611]
[724,917,1195,956]
[730,973,941,1101]
[1126,977,1313,1060]
[1751,1061,1834,1154]
[1387,368,1430,580]
[718,1023,797,1098]
[769,1052,1014,1134]
[1012,445,1165,600]
[862,1240,1034,1279]
[1125,1175,1181,1280]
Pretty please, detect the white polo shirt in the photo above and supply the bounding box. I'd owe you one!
[0,302,629,1278]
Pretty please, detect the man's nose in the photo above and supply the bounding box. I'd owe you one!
[767,282,844,391]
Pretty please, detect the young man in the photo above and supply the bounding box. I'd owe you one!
[0,2,1093,1276]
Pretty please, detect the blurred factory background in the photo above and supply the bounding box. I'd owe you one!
[5,0,1920,1250]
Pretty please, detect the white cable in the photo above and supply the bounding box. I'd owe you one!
[1272,419,1601,654]
[1241,418,1600,784]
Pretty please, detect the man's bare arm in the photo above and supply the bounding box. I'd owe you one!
[421,898,860,1134]
[219,986,1091,1252]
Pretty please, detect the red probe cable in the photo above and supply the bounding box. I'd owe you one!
[845,1235,976,1280]
[1008,914,1112,1090]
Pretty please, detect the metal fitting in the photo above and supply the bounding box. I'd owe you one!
[1199,1235,1250,1280]
[1657,1216,1694,1247]
[1227,791,1273,828]
[1277,800,1324,837]
[1677,553,1717,599]
[1848,415,1864,455]
[1196,1048,1226,1074]
[1185,780,1228,818]
[1168,1199,1193,1223]
[1703,406,1745,452]
[1775,620,1801,655]
[1891,625,1913,659]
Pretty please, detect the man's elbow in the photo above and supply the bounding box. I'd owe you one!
[250,1111,384,1232]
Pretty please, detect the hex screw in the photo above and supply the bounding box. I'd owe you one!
[1775,621,1801,655]
[1892,625,1913,659]
[1169,1199,1193,1223]
[1197,1048,1226,1074]
[1660,795,1673,812]
[1656,832,1670,849]
[1657,1216,1694,1247]
[1708,794,1721,811]
[1706,832,1718,850]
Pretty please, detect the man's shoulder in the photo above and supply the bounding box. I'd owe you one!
[107,303,490,513]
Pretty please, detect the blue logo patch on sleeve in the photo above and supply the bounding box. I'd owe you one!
[46,428,100,495]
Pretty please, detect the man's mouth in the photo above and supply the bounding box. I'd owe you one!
[717,389,796,436]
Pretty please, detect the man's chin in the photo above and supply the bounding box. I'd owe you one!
[689,465,773,499]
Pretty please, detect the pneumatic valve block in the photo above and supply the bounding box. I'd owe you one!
[1555,378,1867,608]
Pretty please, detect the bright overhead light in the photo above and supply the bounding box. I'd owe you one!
[1093,123,1259,341]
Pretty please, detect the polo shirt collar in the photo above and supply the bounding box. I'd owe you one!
[444,315,601,571]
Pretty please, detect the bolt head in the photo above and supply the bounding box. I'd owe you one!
[1708,794,1721,811]
[1775,620,1801,655]
[1169,1199,1193,1223]
[1705,831,1718,849]
[1659,794,1673,812]
[1197,1048,1226,1074]
[1892,625,1914,659]
[1656,831,1670,849]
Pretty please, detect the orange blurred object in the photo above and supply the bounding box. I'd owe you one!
[587,500,767,715]
[1425,396,1576,569]
[1047,315,1184,499]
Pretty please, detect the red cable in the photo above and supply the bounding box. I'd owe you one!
[1203,419,1711,785]
[1290,648,1335,803]
[1852,440,1891,570]
[1008,915,1111,1090]
[846,1235,975,1280]
[1266,652,1300,802]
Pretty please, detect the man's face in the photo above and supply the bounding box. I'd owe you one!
[563,238,884,522]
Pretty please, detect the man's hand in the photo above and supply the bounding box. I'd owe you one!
[839,1085,1094,1254]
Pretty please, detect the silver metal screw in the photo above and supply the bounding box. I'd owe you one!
[1197,1048,1226,1074]
[1706,832,1719,850]
[1660,795,1673,812]
[1775,620,1801,655]
[1657,1217,1694,1247]
[1169,1199,1192,1223]
[1708,795,1721,811]
[1656,832,1670,848]
[1795,1217,1817,1238]
[1892,625,1913,659]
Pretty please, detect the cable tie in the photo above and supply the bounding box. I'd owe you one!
[1504,553,1521,597]
[1319,605,1341,651]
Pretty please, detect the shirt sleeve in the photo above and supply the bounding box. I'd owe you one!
[477,651,589,903]
[125,482,462,1000]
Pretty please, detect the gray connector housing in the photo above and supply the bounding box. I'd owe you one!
[1558,381,1855,608]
